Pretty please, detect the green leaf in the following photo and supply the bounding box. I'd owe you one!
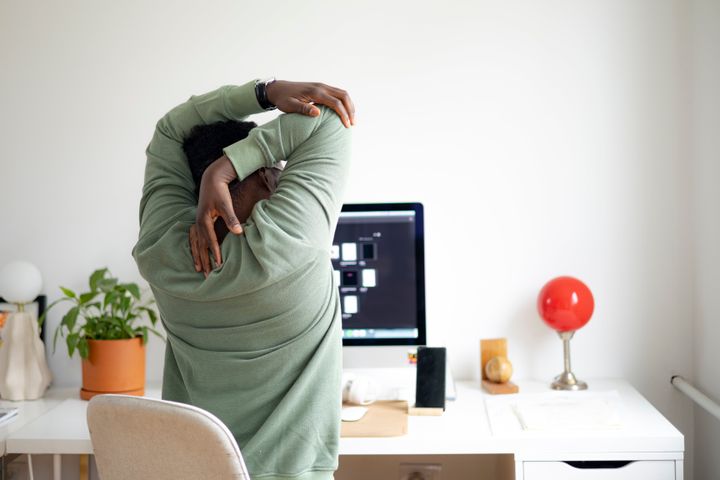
[103,291,117,310]
[124,283,141,300]
[122,322,135,339]
[61,306,80,333]
[146,307,158,326]
[59,286,76,299]
[77,338,89,359]
[79,292,97,305]
[137,306,158,326]
[84,316,97,334]
[66,333,78,357]
[89,268,109,292]
[97,277,118,293]
[52,323,62,353]
[120,295,131,313]
[85,302,102,313]
[141,326,148,344]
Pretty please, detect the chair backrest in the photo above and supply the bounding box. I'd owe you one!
[87,394,250,480]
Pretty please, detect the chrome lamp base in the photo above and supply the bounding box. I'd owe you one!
[551,371,588,391]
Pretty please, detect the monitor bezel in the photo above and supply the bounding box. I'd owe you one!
[337,202,427,347]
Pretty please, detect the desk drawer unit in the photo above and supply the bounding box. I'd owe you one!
[522,460,676,480]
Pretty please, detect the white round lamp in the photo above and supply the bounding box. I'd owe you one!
[0,261,44,307]
[0,261,52,400]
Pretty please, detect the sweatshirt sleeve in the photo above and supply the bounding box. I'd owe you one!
[136,81,264,248]
[133,105,352,300]
[200,106,352,291]
[224,105,352,252]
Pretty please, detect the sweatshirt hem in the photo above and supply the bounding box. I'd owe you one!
[251,468,336,479]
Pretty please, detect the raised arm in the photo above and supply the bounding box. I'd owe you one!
[226,105,352,250]
[134,106,351,299]
[135,80,355,293]
[137,81,264,247]
[184,105,351,281]
[191,81,355,273]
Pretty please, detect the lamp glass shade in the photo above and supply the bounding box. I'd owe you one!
[537,276,594,332]
[0,261,43,304]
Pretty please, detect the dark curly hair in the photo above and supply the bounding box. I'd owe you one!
[182,120,257,191]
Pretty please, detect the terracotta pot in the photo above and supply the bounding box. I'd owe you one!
[80,337,146,401]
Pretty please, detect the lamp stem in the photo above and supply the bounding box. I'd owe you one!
[562,332,571,374]
[17,303,25,313]
[551,330,587,391]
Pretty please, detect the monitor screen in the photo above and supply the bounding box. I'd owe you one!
[331,203,426,346]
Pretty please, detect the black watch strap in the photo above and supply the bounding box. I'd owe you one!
[255,78,277,111]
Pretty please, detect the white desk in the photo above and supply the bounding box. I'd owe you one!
[0,394,63,456]
[1,379,684,480]
[0,390,70,480]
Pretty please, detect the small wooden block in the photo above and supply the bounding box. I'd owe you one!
[482,379,519,395]
[480,338,508,380]
[408,405,444,416]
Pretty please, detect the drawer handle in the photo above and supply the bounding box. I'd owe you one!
[564,461,633,469]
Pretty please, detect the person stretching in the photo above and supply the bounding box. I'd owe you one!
[133,79,353,480]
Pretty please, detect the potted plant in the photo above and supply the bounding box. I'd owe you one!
[41,268,163,400]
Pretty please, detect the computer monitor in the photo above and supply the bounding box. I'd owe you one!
[331,203,426,347]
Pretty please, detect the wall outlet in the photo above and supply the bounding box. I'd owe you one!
[399,463,442,480]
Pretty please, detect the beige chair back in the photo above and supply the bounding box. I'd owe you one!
[88,394,250,480]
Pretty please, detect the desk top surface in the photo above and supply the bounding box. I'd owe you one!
[0,379,683,460]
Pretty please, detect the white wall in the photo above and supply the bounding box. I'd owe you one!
[0,0,699,476]
[690,0,720,479]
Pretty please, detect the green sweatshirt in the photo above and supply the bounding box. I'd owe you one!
[132,81,351,479]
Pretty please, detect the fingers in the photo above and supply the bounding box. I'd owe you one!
[327,86,355,126]
[203,215,223,271]
[317,91,351,128]
[193,219,221,278]
[274,81,356,127]
[199,237,211,278]
[222,212,243,235]
[286,97,320,117]
[313,83,354,126]
[219,196,243,236]
[189,226,201,272]
[194,165,238,276]
[193,215,215,278]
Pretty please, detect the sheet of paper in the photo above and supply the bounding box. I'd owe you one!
[511,391,622,431]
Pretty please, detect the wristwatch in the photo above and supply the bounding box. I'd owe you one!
[255,77,277,111]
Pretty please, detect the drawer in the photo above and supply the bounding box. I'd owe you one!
[523,460,676,480]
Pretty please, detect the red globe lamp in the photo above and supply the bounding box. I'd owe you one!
[537,276,594,391]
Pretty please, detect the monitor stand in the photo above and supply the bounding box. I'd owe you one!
[342,346,457,402]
